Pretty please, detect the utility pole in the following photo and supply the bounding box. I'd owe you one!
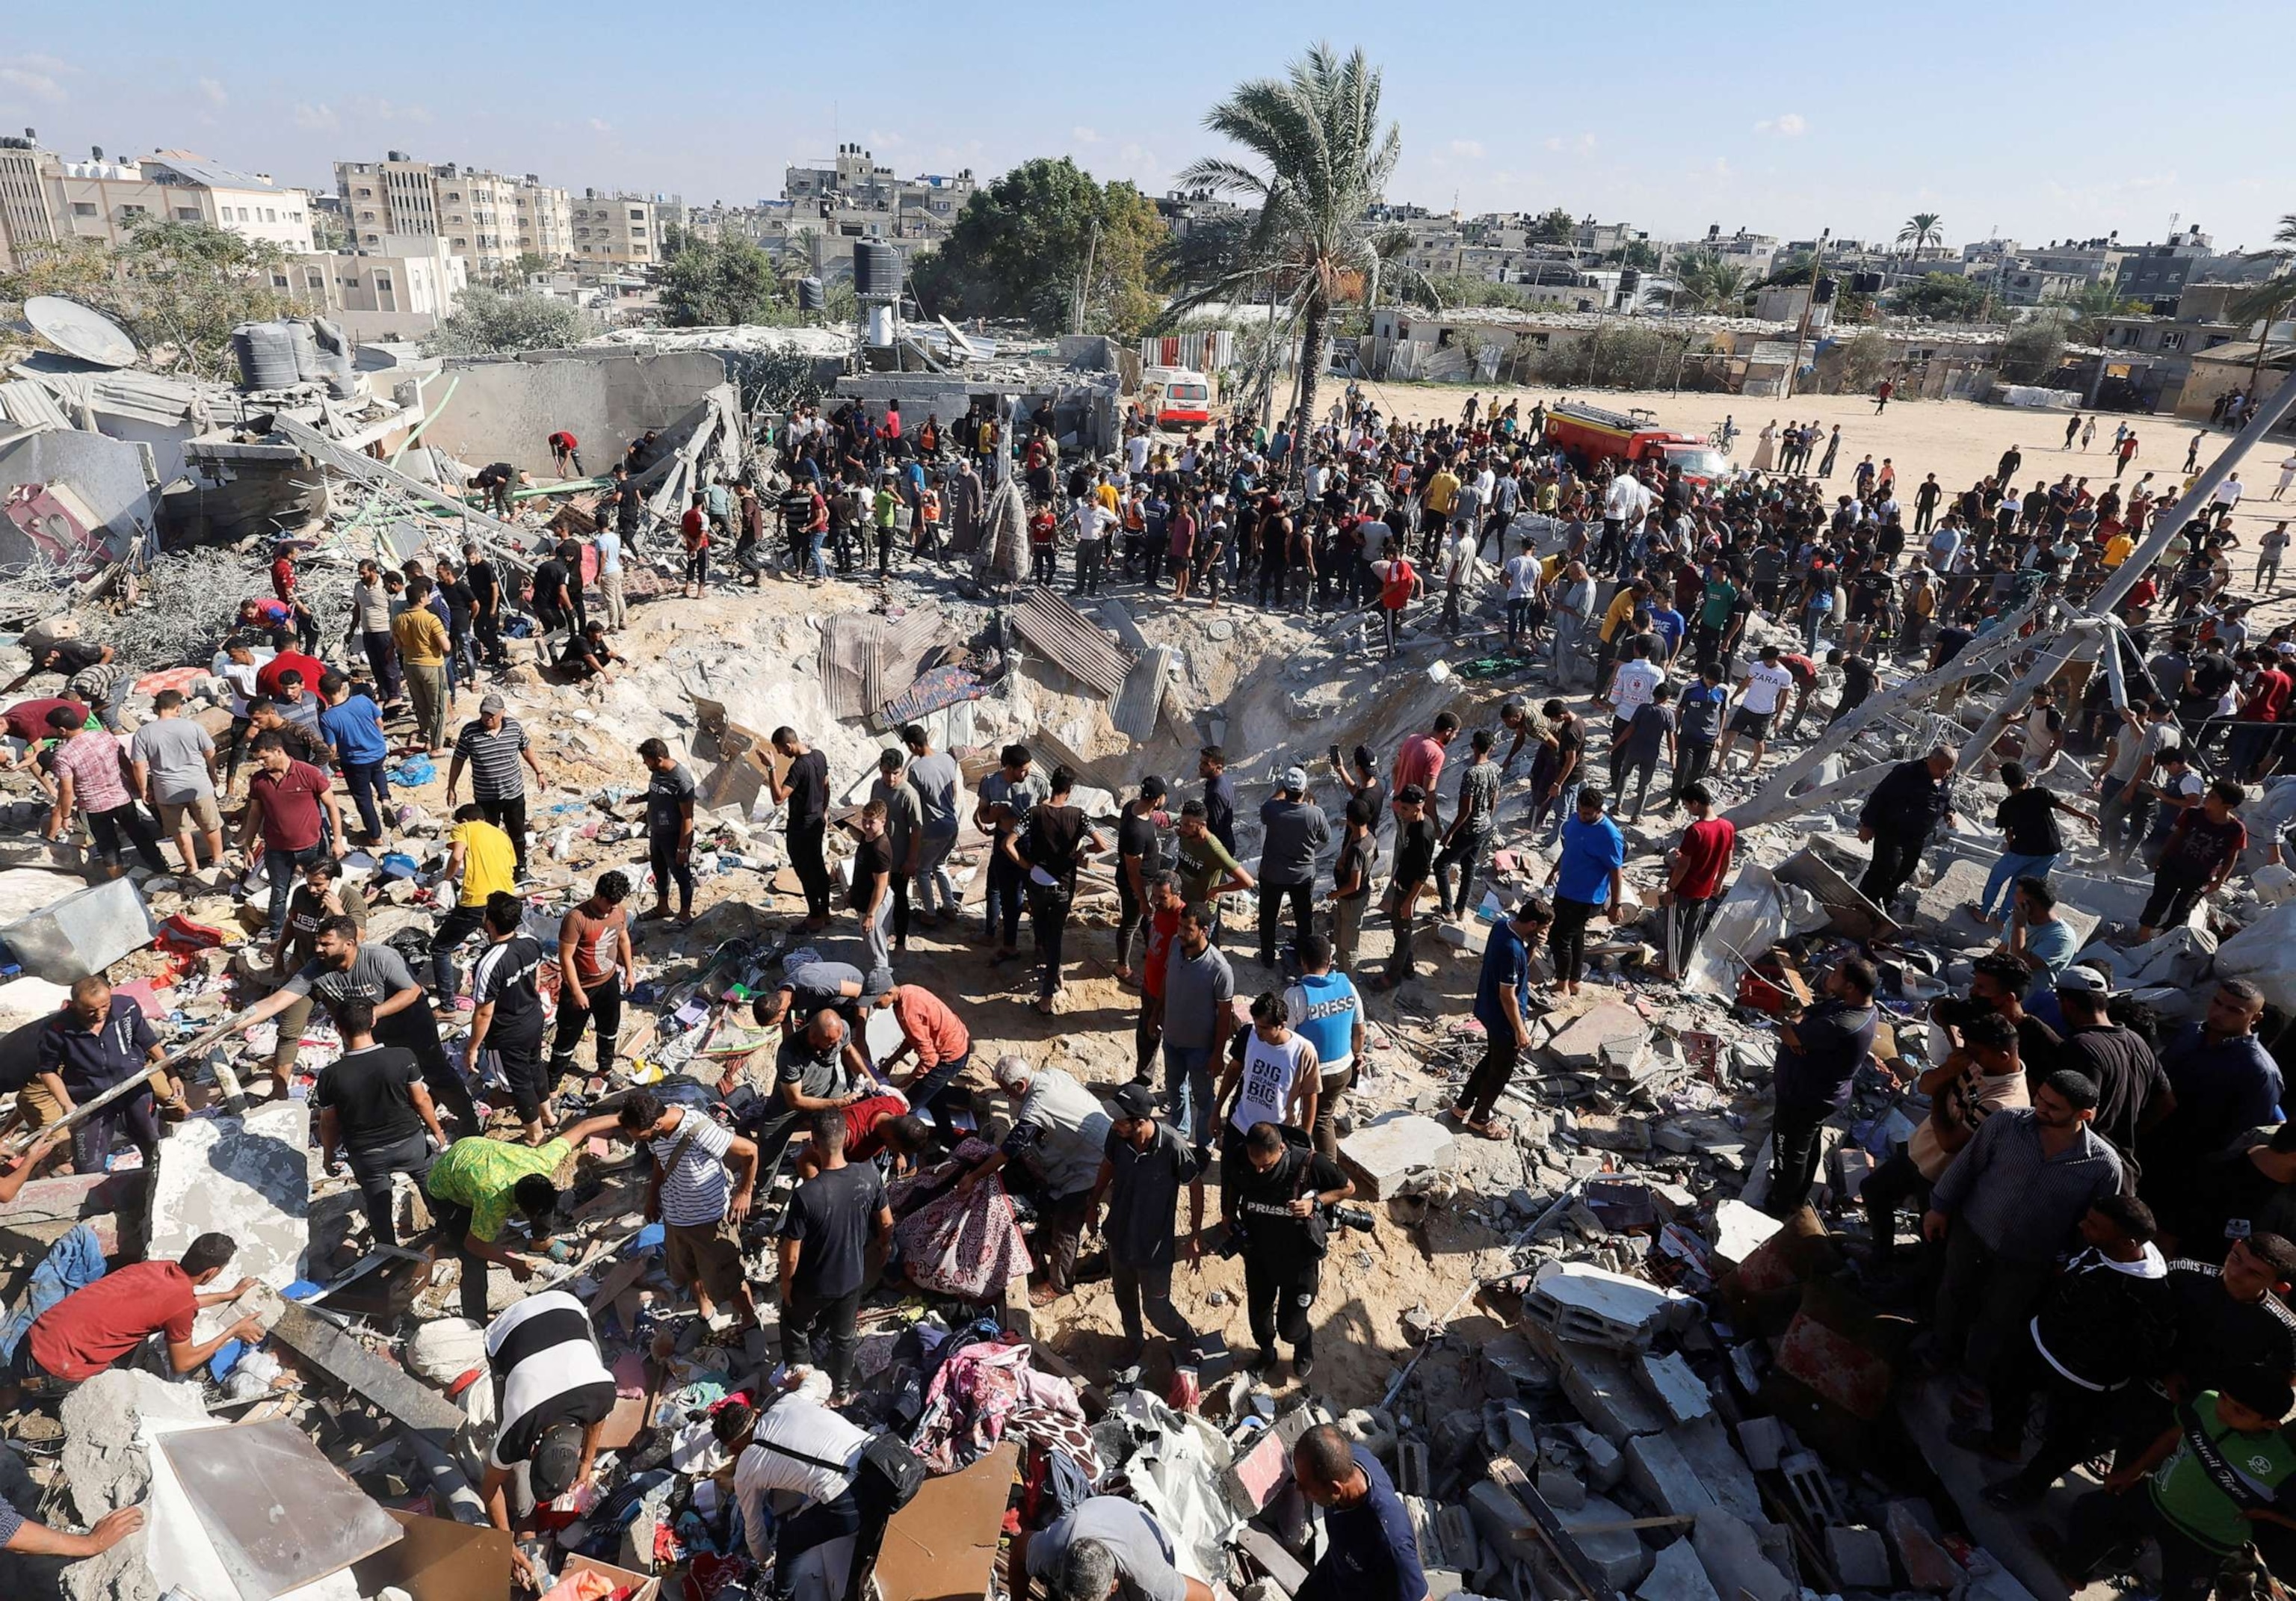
[1075,221,1099,336]
[1786,228,1830,398]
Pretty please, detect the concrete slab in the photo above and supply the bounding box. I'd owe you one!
[1638,1351,1712,1424]
[1565,1425,1625,1490]
[1667,1415,1765,1523]
[1885,1499,1963,1591]
[1549,1338,1670,1443]
[1624,1431,1717,1518]
[1637,1537,1722,1601]
[1910,859,1996,934]
[1709,1199,1785,1268]
[1826,1526,1892,1589]
[1338,1111,1458,1200]
[1734,1415,1787,1472]
[1555,1493,1654,1590]
[149,1101,310,1307]
[1525,1261,1683,1348]
[1690,1507,1796,1601]
[0,874,155,981]
[1546,1002,1650,1069]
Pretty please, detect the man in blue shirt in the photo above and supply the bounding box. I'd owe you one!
[1547,789,1626,999]
[318,670,392,848]
[1647,598,1687,669]
[1293,1425,1428,1601]
[2143,978,2284,1194]
[1766,957,1880,1215]
[1285,936,1365,1158]
[1454,901,1553,1141]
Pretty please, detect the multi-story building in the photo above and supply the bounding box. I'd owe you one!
[8,141,314,257]
[267,233,469,341]
[569,191,667,265]
[1682,224,1780,276]
[335,153,574,274]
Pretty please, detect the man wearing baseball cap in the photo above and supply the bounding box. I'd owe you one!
[1087,1082,1203,1366]
[2051,965,2168,1155]
[1257,768,1330,970]
[446,692,540,881]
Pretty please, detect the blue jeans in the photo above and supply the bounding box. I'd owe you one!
[1164,1044,1216,1161]
[1535,780,1582,846]
[264,841,327,937]
[1980,851,2060,919]
[342,759,389,840]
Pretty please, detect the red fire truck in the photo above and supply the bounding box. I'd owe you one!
[1542,402,1730,486]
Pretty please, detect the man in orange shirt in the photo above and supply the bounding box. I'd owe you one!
[874,982,972,1134]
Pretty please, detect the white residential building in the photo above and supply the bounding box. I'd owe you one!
[335,153,574,274]
[11,141,315,256]
[269,233,469,342]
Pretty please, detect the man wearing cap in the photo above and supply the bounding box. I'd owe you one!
[1088,1082,1204,1366]
[1454,902,1554,1143]
[2052,966,2170,1154]
[481,1289,618,1587]
[960,1057,1112,1307]
[1257,768,1331,970]
[446,695,541,882]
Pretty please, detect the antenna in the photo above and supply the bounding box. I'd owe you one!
[2167,211,2180,239]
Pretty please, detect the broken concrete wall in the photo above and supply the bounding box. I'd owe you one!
[147,1100,312,1299]
[426,351,732,478]
[0,430,155,564]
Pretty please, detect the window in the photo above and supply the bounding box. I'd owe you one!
[356,187,372,199]
[176,206,200,220]
[306,271,324,289]
[628,208,644,220]
[123,203,147,218]
[2162,332,2186,351]
[632,244,646,257]
[375,274,392,290]
[451,236,467,247]
[445,191,460,201]
[271,273,288,288]
[265,209,277,223]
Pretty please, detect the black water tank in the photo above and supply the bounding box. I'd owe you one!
[797,276,825,312]
[1812,275,1839,305]
[854,241,900,299]
[1851,271,1884,294]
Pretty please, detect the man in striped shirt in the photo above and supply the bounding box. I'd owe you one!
[447,695,541,880]
[482,1289,618,1587]
[618,1088,761,1333]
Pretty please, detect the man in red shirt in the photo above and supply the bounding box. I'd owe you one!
[1132,873,1185,1085]
[3,691,90,746]
[4,1233,262,1403]
[679,493,710,599]
[2229,650,2294,780]
[873,983,971,1131]
[241,733,343,937]
[547,430,583,476]
[256,645,329,702]
[1392,713,1459,828]
[794,1092,928,1177]
[1661,783,1738,979]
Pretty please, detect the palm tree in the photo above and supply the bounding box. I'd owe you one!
[1672,250,1750,314]
[1896,212,1943,267]
[2235,213,2296,391]
[2043,280,2141,345]
[1176,43,1401,464]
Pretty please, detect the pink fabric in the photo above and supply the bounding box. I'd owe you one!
[890,1140,1031,1301]
[52,731,130,813]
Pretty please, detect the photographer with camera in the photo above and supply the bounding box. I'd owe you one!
[1227,1120,1357,1383]
[1215,993,1321,1227]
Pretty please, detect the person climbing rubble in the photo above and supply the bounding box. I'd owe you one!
[2,1233,261,1406]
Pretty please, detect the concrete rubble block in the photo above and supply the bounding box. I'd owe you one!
[1733,1415,1788,1472]
[1434,1503,1482,1571]
[1575,1112,1651,1152]
[1666,1415,1765,1524]
[1555,1493,1655,1591]
[1524,1261,1688,1349]
[1564,1424,1625,1490]
[61,1369,209,1523]
[1623,1431,1717,1519]
[1545,1001,1652,1070]
[1636,1537,1723,1601]
[150,1099,312,1309]
[1690,1507,1797,1601]
[1235,1526,1308,1597]
[1638,1351,1713,1425]
[1337,1111,1458,1200]
[1466,1478,1535,1557]
[1709,1199,1786,1269]
[1537,1464,1587,1512]
[1550,1338,1671,1443]
[0,875,157,982]
[1824,1526,1893,1590]
[1910,859,1996,932]
[1653,1113,1747,1159]
[1883,1499,1963,1591]
[1476,1332,1555,1400]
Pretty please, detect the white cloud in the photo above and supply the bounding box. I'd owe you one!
[1449,138,1484,159]
[864,129,904,149]
[294,102,339,132]
[588,117,612,133]
[1119,142,1160,172]
[1073,126,1102,145]
[197,76,227,108]
[0,55,71,104]
[1753,112,1807,136]
[1543,132,1598,155]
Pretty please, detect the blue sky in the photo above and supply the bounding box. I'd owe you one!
[4,0,2287,253]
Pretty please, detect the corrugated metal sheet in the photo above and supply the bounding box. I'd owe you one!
[1113,647,1173,741]
[1010,587,1136,700]
[817,614,877,720]
[818,602,962,722]
[0,380,70,431]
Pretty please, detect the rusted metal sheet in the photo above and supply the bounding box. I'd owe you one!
[1010,587,1136,700]
[1113,647,1174,740]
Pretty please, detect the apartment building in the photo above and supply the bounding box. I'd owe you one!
[0,137,315,262]
[335,153,574,274]
[268,233,469,341]
[570,191,667,265]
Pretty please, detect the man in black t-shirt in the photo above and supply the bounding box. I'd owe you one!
[314,998,446,1245]
[778,1111,892,1398]
[1114,777,1169,981]
[769,727,833,930]
[460,543,506,668]
[1977,761,2096,925]
[638,738,697,924]
[2113,1236,2296,1466]
[469,894,552,1139]
[1013,765,1104,1011]
[530,551,573,644]
[1228,1120,1355,1381]
[1381,785,1442,987]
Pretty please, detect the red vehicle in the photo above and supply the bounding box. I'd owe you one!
[1543,402,1729,486]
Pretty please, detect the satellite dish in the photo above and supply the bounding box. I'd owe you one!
[23,296,138,368]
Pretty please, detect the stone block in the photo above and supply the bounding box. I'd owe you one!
[1537,1465,1586,1512]
[1690,1508,1795,1601]
[1668,1416,1765,1523]
[1552,1339,1670,1442]
[151,1099,311,1310]
[1524,1261,1683,1348]
[1884,1499,1962,1591]
[1339,1111,1459,1200]
[1638,1351,1712,1425]
[1576,1113,1652,1152]
[1637,1537,1722,1601]
[1235,1527,1308,1597]
[1709,1199,1784,1268]
[1624,1431,1717,1518]
[1734,1415,1788,1472]
[1565,1425,1625,1490]
[1434,1503,1481,1571]
[1466,1479,1534,1558]
[1825,1526,1892,1590]
[1546,1002,1651,1069]
[1654,1113,1747,1161]
[1910,859,1995,931]
[1556,1493,1653,1591]
[1477,1332,1554,1400]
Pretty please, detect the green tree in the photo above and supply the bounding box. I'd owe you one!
[2043,280,2144,344]
[2232,213,2296,390]
[1889,271,1995,321]
[1670,250,1750,313]
[911,157,1169,336]
[1895,212,1944,265]
[1176,42,1402,458]
[1604,239,1660,271]
[424,286,593,356]
[1756,249,1818,289]
[658,236,786,327]
[1528,206,1576,244]
[1999,315,2070,384]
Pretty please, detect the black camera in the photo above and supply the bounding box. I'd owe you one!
[1328,1206,1377,1233]
[1215,1223,1248,1259]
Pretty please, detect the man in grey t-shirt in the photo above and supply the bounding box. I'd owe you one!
[129,688,220,874]
[1161,903,1234,1160]
[901,724,963,922]
[1024,1494,1209,1601]
[1256,767,1330,969]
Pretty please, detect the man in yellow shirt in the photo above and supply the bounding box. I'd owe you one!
[1595,576,1652,694]
[2101,530,2135,569]
[1425,467,1461,528]
[428,804,518,996]
[392,576,453,754]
